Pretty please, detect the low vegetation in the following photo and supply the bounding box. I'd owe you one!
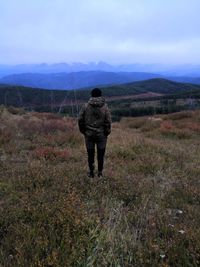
[0,106,200,266]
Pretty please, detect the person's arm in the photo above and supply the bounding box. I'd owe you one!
[78,104,86,134]
[104,105,112,136]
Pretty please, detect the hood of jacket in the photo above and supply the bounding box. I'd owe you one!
[88,97,105,107]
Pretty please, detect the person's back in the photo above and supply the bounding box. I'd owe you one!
[80,96,111,137]
[78,88,111,177]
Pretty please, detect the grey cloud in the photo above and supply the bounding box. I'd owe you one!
[0,0,200,64]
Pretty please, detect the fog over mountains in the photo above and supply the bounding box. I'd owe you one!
[0,71,164,90]
[1,62,200,77]
[1,62,200,90]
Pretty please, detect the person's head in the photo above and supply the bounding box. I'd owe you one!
[91,88,102,97]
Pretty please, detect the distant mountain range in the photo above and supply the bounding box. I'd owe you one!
[1,78,200,110]
[1,62,200,78]
[0,71,163,90]
[1,71,200,90]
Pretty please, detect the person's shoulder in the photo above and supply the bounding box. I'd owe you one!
[104,102,110,109]
[81,102,88,109]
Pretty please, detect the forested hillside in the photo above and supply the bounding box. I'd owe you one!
[1,79,200,118]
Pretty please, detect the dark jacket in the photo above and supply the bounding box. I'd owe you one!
[78,97,111,137]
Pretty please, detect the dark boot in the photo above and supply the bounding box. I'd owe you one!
[97,172,103,178]
[87,148,95,177]
[88,170,94,178]
[97,148,105,176]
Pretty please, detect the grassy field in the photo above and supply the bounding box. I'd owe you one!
[0,106,200,266]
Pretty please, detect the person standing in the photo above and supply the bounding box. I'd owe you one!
[78,88,111,178]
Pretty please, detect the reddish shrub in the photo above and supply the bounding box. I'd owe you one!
[20,119,42,136]
[160,121,191,139]
[160,121,174,131]
[19,116,76,137]
[42,119,69,133]
[33,147,70,161]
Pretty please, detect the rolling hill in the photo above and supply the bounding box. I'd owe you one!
[0,79,200,111]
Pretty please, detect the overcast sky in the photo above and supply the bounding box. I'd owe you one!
[0,0,200,64]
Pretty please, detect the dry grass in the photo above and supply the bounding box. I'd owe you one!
[0,107,200,266]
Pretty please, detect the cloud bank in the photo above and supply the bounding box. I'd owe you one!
[0,0,200,64]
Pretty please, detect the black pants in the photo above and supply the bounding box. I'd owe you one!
[85,135,107,173]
